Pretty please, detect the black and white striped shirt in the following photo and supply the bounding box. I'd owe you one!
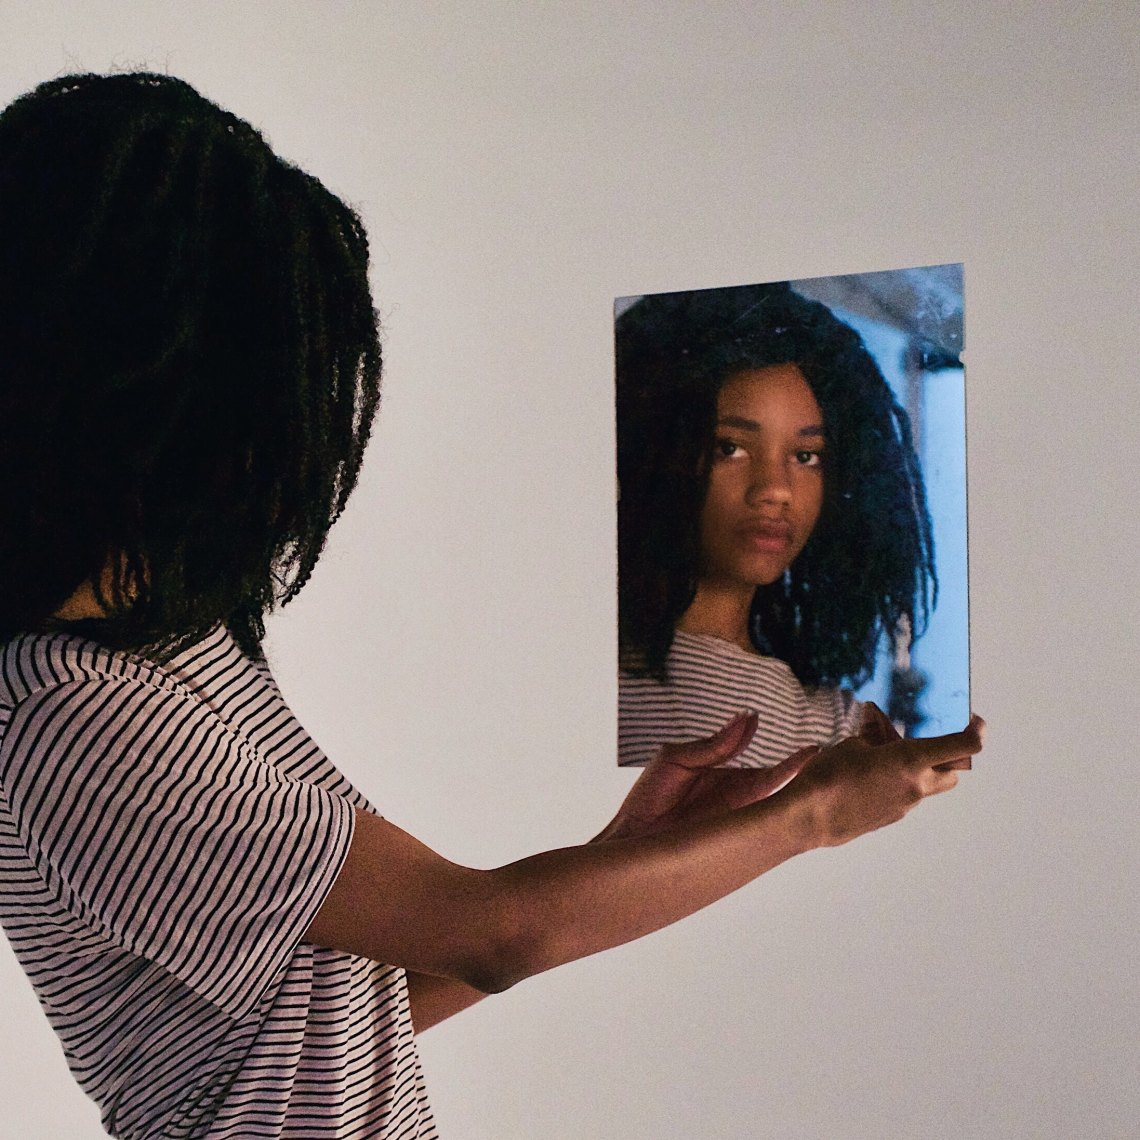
[0,625,437,1139]
[619,630,862,768]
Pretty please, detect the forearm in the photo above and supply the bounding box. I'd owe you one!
[403,795,806,1028]
[480,791,818,989]
[307,796,818,997]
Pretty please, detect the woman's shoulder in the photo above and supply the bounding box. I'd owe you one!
[619,630,802,695]
[0,624,377,812]
[619,628,861,769]
[0,623,239,715]
[1,629,160,710]
[667,630,860,716]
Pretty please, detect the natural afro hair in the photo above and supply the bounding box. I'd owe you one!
[616,280,935,687]
[0,72,382,658]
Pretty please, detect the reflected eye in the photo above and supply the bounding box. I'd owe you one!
[794,449,823,468]
[714,438,747,460]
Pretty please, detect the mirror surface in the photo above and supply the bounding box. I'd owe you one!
[616,264,968,767]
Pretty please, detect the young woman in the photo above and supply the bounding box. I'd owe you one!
[0,74,982,1139]
[616,283,936,767]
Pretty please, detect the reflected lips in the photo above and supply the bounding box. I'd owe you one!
[739,521,792,551]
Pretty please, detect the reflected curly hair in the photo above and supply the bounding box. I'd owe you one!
[617,281,935,687]
[0,73,381,659]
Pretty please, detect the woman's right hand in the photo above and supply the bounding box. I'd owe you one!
[777,704,985,848]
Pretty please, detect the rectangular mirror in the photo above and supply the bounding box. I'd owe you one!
[616,264,968,767]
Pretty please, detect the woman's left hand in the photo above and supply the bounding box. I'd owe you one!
[593,711,819,842]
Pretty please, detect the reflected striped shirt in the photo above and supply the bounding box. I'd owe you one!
[619,630,862,768]
[0,625,437,1139]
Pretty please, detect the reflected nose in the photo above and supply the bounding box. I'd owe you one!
[744,455,792,508]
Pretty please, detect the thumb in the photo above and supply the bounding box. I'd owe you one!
[760,743,821,795]
[661,710,759,770]
[859,702,901,746]
[688,742,822,815]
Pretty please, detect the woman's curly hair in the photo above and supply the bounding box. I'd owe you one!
[616,281,935,687]
[0,73,381,659]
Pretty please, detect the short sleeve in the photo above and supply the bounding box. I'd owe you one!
[0,677,356,1021]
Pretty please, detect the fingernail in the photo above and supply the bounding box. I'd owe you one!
[791,744,821,760]
[721,709,753,732]
[710,711,749,741]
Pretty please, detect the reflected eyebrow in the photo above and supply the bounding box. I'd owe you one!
[717,415,825,437]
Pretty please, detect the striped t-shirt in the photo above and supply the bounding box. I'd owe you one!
[619,630,863,768]
[0,624,437,1139]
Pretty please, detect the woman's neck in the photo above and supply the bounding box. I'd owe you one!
[675,583,756,652]
[52,557,126,621]
[53,580,106,621]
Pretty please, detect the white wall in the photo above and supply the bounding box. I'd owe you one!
[2,3,1136,1137]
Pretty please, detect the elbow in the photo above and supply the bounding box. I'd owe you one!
[460,964,522,995]
[456,926,541,995]
[451,948,528,996]
[451,869,549,994]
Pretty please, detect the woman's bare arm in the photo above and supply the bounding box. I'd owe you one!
[305,712,984,997]
[404,712,813,1029]
[404,972,488,1032]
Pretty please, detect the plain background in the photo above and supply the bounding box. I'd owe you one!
[1,3,1137,1138]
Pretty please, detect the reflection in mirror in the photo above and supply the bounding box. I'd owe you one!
[616,265,968,768]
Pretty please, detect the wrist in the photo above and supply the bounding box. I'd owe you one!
[751,785,826,855]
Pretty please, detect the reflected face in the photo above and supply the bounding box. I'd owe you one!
[699,364,825,590]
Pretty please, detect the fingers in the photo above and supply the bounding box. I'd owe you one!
[659,710,759,770]
[900,714,985,771]
[859,702,901,746]
[661,743,822,822]
[934,757,972,772]
[924,766,960,795]
[624,711,762,829]
[714,745,820,809]
[763,744,821,791]
[931,714,984,773]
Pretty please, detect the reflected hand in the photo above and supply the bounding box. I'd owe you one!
[594,712,820,842]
